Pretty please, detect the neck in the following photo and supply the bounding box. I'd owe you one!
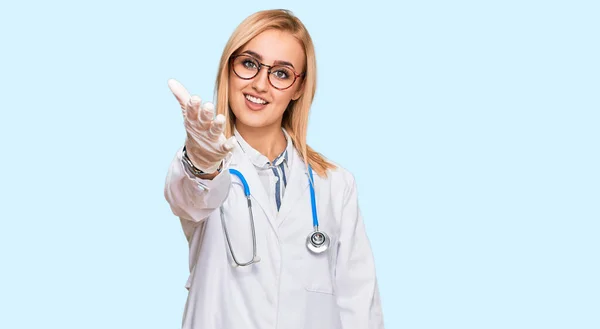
[236,122,286,163]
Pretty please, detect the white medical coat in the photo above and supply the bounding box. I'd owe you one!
[164,144,384,329]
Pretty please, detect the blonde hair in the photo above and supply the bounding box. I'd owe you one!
[214,9,336,177]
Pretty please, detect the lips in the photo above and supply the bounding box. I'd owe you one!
[243,93,269,111]
[244,93,269,105]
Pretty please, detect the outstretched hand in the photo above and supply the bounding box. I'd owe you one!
[168,79,236,173]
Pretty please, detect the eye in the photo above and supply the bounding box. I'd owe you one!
[242,59,258,69]
[272,67,292,80]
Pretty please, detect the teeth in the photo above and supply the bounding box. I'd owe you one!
[245,94,267,105]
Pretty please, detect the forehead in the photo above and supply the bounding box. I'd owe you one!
[239,29,305,70]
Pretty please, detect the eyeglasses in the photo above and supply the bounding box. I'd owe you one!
[230,54,305,90]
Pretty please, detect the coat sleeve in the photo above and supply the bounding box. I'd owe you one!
[335,174,385,329]
[163,147,231,240]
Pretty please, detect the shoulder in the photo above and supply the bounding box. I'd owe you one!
[290,146,358,196]
[324,160,354,182]
[320,159,358,199]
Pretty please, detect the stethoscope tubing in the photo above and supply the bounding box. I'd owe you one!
[221,165,327,267]
[307,166,319,228]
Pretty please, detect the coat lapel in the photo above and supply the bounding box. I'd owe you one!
[228,146,279,235]
[277,148,310,227]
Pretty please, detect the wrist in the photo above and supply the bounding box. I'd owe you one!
[182,146,223,178]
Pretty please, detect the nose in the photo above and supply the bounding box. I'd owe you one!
[251,66,269,93]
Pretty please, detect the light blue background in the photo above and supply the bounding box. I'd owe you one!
[1,0,598,328]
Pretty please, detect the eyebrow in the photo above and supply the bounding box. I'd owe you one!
[241,50,296,69]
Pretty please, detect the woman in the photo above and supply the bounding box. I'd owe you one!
[164,9,384,329]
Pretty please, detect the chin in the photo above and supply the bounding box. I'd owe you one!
[238,118,268,128]
[231,108,266,128]
[237,114,285,132]
[231,103,272,128]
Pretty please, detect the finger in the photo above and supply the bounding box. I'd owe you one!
[185,95,202,122]
[208,114,226,138]
[220,135,237,153]
[168,79,191,110]
[198,102,215,128]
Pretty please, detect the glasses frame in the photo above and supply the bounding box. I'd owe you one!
[230,54,305,91]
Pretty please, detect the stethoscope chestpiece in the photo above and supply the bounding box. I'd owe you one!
[306,229,330,254]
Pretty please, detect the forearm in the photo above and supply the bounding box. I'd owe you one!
[164,147,231,223]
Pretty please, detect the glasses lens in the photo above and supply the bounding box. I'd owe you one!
[268,66,295,89]
[233,55,259,79]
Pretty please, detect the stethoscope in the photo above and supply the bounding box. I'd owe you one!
[219,165,329,267]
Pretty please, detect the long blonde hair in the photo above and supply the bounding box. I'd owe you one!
[214,9,336,177]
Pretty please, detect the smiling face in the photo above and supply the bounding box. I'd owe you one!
[228,29,306,131]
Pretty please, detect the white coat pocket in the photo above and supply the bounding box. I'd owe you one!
[303,289,342,329]
[298,248,342,329]
[301,250,335,294]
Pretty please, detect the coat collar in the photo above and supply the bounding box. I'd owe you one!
[233,127,293,169]
[276,146,311,227]
[228,139,311,234]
